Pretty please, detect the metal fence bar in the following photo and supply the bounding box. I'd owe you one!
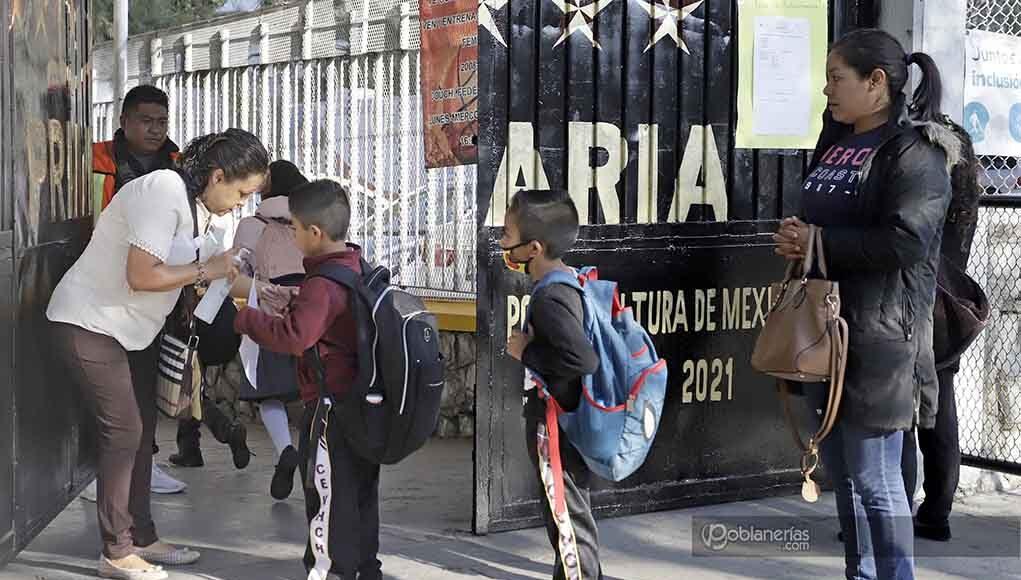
[91,51,477,295]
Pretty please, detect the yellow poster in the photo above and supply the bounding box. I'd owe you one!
[735,0,828,150]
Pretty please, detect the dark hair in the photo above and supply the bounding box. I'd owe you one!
[175,129,270,198]
[122,85,169,116]
[288,179,351,242]
[265,160,309,199]
[507,189,579,259]
[830,28,944,122]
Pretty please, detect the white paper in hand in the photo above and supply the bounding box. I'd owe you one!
[239,283,260,390]
[193,278,231,324]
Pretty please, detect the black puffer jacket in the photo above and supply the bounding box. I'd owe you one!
[804,100,961,432]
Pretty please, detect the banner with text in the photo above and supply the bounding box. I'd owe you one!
[420,0,479,168]
[964,29,1021,157]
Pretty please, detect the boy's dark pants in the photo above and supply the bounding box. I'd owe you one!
[526,418,603,580]
[299,402,382,580]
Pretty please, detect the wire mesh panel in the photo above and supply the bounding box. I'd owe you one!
[94,51,476,296]
[959,200,1021,468]
[955,0,1021,471]
[967,0,1021,197]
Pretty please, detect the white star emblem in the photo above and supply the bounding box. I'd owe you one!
[550,0,616,49]
[479,0,509,47]
[634,0,703,53]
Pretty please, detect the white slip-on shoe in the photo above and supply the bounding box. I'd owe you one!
[150,464,187,494]
[134,544,201,566]
[98,555,167,580]
[80,481,97,502]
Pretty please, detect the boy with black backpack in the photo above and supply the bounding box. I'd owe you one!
[234,180,382,580]
[502,189,604,580]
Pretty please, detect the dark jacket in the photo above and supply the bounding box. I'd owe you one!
[522,282,600,419]
[234,247,362,402]
[804,100,961,432]
[933,119,981,373]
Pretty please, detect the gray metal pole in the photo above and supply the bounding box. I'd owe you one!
[113,0,129,118]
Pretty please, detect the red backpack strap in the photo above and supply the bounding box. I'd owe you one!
[544,395,568,516]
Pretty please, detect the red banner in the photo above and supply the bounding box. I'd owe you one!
[419,0,479,168]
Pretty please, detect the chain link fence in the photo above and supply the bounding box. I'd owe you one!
[93,51,476,296]
[957,1,1021,471]
[959,200,1021,470]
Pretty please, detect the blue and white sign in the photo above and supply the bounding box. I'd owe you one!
[965,30,1021,156]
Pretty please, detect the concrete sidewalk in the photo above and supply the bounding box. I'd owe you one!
[4,419,1019,579]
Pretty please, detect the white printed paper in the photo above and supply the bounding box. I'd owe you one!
[239,282,260,390]
[193,278,231,324]
[752,16,812,137]
[197,228,225,262]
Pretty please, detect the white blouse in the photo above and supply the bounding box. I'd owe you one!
[47,170,207,351]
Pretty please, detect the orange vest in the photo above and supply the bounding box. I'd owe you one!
[92,140,180,214]
[91,141,118,212]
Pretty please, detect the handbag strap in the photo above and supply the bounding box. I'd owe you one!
[778,297,848,480]
[813,226,829,279]
[784,225,828,281]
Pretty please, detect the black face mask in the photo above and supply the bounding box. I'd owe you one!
[500,240,533,274]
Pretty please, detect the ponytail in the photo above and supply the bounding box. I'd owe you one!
[906,52,944,122]
[832,29,945,122]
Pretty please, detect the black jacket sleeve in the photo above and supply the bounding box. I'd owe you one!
[521,284,599,409]
[821,139,952,278]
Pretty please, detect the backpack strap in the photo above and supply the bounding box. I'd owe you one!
[310,262,363,290]
[303,263,363,402]
[526,267,587,521]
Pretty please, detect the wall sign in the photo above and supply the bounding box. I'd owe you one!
[964,29,1021,157]
[419,0,479,167]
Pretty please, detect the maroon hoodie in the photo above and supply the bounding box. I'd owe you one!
[234,247,362,402]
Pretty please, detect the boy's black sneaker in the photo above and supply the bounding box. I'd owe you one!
[271,445,299,500]
[228,422,251,469]
[914,519,951,542]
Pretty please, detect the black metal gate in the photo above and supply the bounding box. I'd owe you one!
[0,0,94,566]
[473,0,874,533]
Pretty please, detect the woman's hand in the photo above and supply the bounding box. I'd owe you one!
[773,216,814,261]
[203,248,242,283]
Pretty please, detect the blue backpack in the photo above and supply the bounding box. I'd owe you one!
[526,267,668,484]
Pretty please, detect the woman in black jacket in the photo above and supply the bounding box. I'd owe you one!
[774,29,961,580]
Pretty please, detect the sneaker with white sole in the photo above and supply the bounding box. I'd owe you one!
[150,464,187,494]
[81,480,97,503]
[134,545,201,566]
[98,554,167,580]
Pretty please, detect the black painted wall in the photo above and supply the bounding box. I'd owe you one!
[1,0,93,565]
[474,0,872,532]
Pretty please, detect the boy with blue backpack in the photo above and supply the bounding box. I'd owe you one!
[503,189,604,579]
[504,189,668,580]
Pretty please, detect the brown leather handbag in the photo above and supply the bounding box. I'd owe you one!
[751,225,848,502]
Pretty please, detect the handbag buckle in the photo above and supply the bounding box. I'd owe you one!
[825,293,839,313]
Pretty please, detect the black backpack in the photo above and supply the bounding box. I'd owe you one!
[305,259,445,465]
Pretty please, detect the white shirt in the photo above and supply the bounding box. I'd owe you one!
[47,170,210,351]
